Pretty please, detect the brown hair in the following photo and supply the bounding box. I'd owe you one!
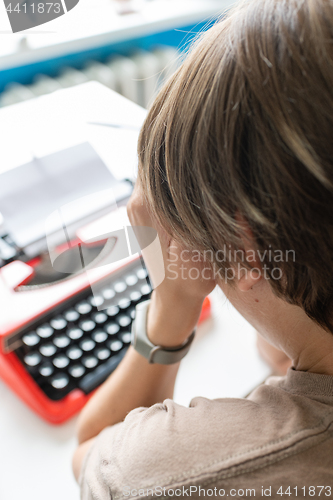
[137,0,333,333]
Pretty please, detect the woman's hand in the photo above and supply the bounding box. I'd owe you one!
[127,180,216,347]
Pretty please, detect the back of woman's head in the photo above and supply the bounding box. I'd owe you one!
[138,0,333,333]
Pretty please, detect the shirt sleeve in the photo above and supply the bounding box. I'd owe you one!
[79,398,212,500]
[78,394,274,500]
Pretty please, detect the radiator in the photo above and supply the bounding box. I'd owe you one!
[0,46,180,109]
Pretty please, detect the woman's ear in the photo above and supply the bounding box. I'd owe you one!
[237,267,262,292]
[235,212,262,292]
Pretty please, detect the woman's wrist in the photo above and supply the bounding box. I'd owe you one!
[146,289,204,347]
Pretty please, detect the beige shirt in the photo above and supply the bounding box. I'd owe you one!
[80,368,333,499]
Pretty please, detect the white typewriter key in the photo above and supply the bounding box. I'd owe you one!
[118,297,131,310]
[80,339,96,352]
[24,352,42,367]
[76,302,92,315]
[130,290,142,302]
[68,328,83,340]
[102,288,115,300]
[137,268,148,280]
[92,330,108,343]
[80,320,96,332]
[82,356,98,369]
[36,324,53,339]
[89,295,104,308]
[53,355,70,369]
[106,305,119,317]
[125,274,138,286]
[50,317,67,330]
[141,283,152,295]
[118,315,131,327]
[96,348,111,360]
[39,363,54,377]
[69,365,85,378]
[109,340,123,352]
[51,374,69,389]
[114,281,127,293]
[64,309,80,322]
[130,309,136,320]
[67,347,83,360]
[22,332,40,347]
[120,332,132,344]
[53,336,70,348]
[93,312,107,324]
[106,323,120,335]
[40,344,57,357]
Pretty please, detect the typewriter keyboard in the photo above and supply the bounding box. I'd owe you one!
[14,260,152,401]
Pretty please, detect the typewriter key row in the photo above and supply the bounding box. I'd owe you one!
[15,263,151,401]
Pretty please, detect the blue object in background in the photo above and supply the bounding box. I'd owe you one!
[0,21,215,93]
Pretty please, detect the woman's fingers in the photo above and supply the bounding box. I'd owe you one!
[127,179,216,298]
[126,181,148,227]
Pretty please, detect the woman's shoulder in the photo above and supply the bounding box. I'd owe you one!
[80,372,333,500]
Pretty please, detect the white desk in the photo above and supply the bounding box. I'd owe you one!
[0,81,147,179]
[0,83,271,500]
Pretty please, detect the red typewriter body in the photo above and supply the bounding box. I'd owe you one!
[0,213,211,424]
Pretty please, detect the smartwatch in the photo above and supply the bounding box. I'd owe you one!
[131,299,196,364]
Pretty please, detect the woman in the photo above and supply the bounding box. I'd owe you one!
[73,0,333,497]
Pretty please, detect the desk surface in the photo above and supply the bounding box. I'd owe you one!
[0,83,271,500]
[0,81,147,180]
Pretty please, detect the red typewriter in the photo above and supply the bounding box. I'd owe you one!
[0,142,210,424]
